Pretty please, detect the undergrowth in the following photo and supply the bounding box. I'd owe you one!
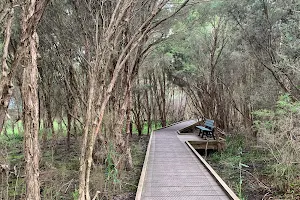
[208,95,300,200]
[0,129,149,199]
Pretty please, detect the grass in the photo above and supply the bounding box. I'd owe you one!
[0,119,151,199]
[1,119,68,139]
[0,118,78,199]
[131,120,176,135]
[2,121,23,135]
[3,118,166,137]
[208,134,261,199]
[115,135,149,198]
[132,122,161,135]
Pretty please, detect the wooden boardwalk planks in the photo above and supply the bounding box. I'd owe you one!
[136,120,238,200]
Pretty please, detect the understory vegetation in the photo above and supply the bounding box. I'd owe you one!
[0,126,150,199]
[208,95,300,199]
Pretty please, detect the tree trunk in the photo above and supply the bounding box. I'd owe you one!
[76,1,186,198]
[78,72,95,200]
[21,1,49,198]
[145,77,152,135]
[0,4,14,134]
[42,120,47,145]
[67,113,72,150]
[44,99,56,146]
[113,70,134,171]
[126,82,133,137]
[22,30,40,200]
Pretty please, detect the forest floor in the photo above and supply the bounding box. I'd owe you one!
[0,133,149,200]
[206,134,300,200]
[2,127,299,200]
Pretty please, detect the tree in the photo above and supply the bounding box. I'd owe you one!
[228,0,300,101]
[71,1,190,199]
[0,1,14,134]
[20,1,49,199]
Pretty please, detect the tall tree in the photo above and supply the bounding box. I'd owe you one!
[0,0,48,199]
[73,1,190,198]
[0,1,14,134]
[20,1,49,199]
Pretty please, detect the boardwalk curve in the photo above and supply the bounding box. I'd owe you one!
[136,120,239,200]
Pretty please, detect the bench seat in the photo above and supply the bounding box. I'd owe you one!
[195,119,215,140]
[196,126,211,132]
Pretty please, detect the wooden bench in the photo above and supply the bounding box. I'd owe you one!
[196,119,215,140]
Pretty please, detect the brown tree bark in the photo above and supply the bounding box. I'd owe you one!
[21,1,49,199]
[77,1,189,198]
[67,112,72,150]
[0,3,14,134]
[133,77,144,136]
[144,75,152,135]
[125,85,133,137]
[78,71,95,200]
[0,0,49,138]
[152,69,167,127]
[22,30,40,200]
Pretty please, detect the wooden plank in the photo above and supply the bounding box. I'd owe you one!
[136,120,237,200]
[177,120,202,134]
[135,120,188,200]
[135,130,153,200]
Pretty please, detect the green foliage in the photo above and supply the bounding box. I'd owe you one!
[1,119,70,140]
[252,94,300,193]
[209,133,269,199]
[132,122,163,135]
[253,94,300,132]
[72,189,79,200]
[1,120,23,135]
[53,120,68,135]
[253,94,300,122]
[105,143,120,185]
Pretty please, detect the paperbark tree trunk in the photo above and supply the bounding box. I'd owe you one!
[22,31,40,200]
[0,3,14,134]
[125,87,133,137]
[21,1,49,199]
[77,1,189,198]
[0,0,49,137]
[78,71,95,200]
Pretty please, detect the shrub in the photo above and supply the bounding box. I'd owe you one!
[253,94,300,191]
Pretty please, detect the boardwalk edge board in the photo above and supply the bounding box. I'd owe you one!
[135,120,186,200]
[186,141,240,200]
[176,119,202,135]
[152,120,186,131]
[135,130,153,200]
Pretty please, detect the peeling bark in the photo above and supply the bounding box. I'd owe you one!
[22,31,40,200]
[20,1,49,199]
[0,4,14,134]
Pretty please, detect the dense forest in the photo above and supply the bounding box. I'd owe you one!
[0,0,299,199]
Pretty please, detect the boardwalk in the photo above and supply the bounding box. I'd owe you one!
[136,120,236,200]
